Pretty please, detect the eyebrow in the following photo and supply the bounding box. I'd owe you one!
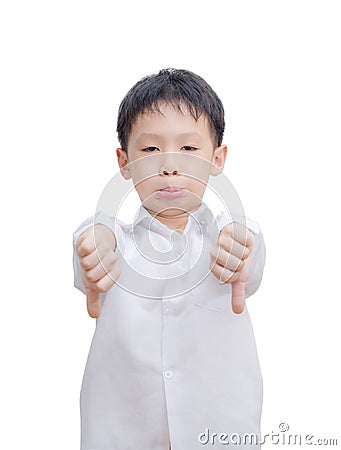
[136,132,203,141]
[136,133,162,140]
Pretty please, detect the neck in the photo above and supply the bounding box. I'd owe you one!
[145,204,201,232]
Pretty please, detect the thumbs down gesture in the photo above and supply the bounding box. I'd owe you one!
[210,222,254,314]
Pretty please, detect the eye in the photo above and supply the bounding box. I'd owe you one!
[181,146,198,151]
[142,146,159,152]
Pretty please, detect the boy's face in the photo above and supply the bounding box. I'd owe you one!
[116,103,227,227]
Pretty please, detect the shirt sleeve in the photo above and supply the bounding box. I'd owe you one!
[215,212,266,299]
[72,212,123,295]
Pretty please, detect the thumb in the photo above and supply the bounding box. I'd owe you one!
[231,255,251,314]
[86,288,101,318]
[231,280,246,314]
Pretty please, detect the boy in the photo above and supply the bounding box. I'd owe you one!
[73,69,266,450]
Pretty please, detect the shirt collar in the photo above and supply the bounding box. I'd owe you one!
[124,201,214,238]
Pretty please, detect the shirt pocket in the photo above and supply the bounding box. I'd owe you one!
[191,273,231,313]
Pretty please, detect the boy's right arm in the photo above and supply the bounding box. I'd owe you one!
[73,218,121,318]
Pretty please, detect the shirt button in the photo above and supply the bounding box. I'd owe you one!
[164,306,170,315]
[164,370,173,379]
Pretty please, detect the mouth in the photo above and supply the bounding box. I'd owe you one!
[156,187,184,200]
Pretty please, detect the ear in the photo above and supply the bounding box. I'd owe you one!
[116,148,132,180]
[210,144,227,176]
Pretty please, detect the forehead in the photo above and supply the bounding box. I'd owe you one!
[129,103,212,144]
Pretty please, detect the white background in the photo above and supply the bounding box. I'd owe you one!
[1,0,340,448]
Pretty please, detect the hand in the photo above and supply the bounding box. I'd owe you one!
[210,222,254,314]
[76,224,121,318]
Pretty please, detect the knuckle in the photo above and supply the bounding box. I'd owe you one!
[236,259,245,271]
[209,259,216,271]
[95,280,107,293]
[227,272,235,283]
[82,274,94,291]
[79,240,92,255]
[230,221,240,233]
[110,253,119,266]
[218,231,228,245]
[81,258,92,271]
[224,270,239,283]
[210,249,217,261]
[77,230,88,245]
[81,273,89,288]
[218,268,230,283]
[225,238,233,251]
[96,275,114,293]
[241,248,249,259]
[230,272,240,283]
[220,275,230,284]
[249,233,254,249]
[222,253,233,268]
[86,271,97,283]
[111,263,121,281]
[222,223,233,233]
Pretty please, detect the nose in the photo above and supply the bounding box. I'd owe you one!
[162,169,178,175]
[159,153,179,176]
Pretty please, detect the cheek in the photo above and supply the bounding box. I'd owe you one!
[133,178,155,200]
[181,153,212,181]
[129,156,160,184]
[189,179,207,198]
[186,161,211,189]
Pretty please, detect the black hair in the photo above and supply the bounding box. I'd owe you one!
[116,68,225,151]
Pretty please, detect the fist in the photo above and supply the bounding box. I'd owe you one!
[210,222,254,314]
[76,224,121,318]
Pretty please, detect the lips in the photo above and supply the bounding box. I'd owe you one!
[159,187,181,192]
[156,187,184,200]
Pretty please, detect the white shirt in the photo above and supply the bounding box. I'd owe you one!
[73,202,266,450]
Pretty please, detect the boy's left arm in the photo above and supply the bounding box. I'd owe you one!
[212,215,266,312]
